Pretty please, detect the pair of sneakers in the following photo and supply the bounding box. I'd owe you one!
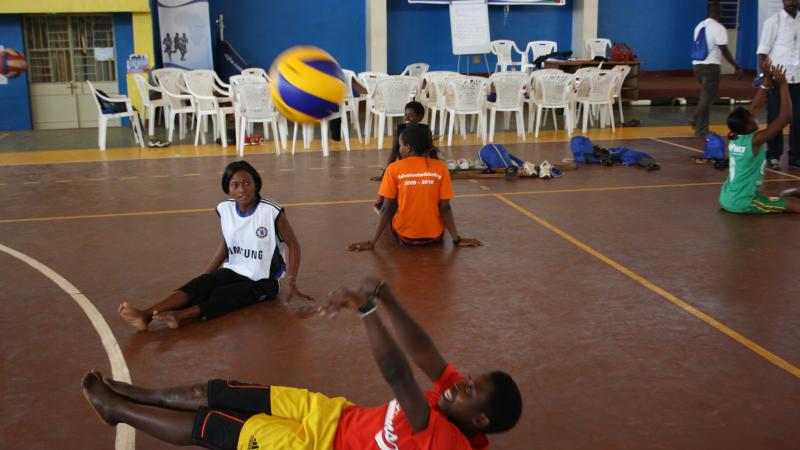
[520,160,556,179]
[147,139,169,148]
[244,135,264,145]
[770,158,800,170]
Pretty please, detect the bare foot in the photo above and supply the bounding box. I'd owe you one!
[118,302,149,331]
[152,310,180,329]
[82,371,120,426]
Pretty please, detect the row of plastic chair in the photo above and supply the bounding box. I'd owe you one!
[490,38,613,73]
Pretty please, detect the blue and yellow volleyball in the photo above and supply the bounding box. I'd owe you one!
[269,46,346,124]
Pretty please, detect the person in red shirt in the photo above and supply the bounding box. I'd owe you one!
[348,124,482,250]
[81,277,522,450]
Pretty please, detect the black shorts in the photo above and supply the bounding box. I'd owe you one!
[192,379,272,450]
[178,268,279,319]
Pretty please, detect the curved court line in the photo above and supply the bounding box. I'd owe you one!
[494,195,800,379]
[0,244,135,450]
[649,137,800,180]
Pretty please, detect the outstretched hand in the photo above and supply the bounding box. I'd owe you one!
[772,65,787,85]
[455,237,483,247]
[318,288,366,318]
[281,283,317,317]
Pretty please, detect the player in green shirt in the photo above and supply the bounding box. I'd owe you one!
[720,63,800,214]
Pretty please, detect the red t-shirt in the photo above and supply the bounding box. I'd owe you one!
[333,364,489,450]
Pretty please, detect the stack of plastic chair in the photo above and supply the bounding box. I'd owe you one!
[576,70,619,133]
[611,65,631,123]
[532,72,574,138]
[183,70,235,147]
[444,76,489,146]
[230,74,283,155]
[153,68,193,143]
[420,71,460,139]
[487,72,528,142]
[132,74,166,137]
[365,76,419,149]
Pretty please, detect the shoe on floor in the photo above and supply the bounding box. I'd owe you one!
[522,162,538,177]
[768,158,781,170]
[539,160,553,179]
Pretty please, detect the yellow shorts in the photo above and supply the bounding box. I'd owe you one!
[237,386,353,450]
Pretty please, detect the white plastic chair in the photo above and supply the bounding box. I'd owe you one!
[525,69,563,133]
[532,72,574,138]
[487,72,528,142]
[400,63,429,79]
[153,69,194,143]
[571,67,601,126]
[521,41,558,73]
[342,69,364,144]
[183,70,235,147]
[586,38,612,59]
[444,76,489,146]
[241,67,268,80]
[357,71,389,141]
[420,71,460,139]
[611,65,631,123]
[86,81,144,151]
[132,74,165,138]
[231,75,282,155]
[490,40,524,72]
[576,70,618,133]
[365,76,419,149]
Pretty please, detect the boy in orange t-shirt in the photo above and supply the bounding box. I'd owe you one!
[81,278,523,450]
[349,124,482,250]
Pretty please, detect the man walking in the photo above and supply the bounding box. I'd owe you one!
[691,1,742,138]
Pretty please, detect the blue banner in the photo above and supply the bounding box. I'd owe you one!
[410,0,565,5]
[215,38,248,83]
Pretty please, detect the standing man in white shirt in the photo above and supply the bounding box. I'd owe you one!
[757,0,800,170]
[691,1,742,138]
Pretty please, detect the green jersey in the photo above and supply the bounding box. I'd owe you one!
[719,133,766,212]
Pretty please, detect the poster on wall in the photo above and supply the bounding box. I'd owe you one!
[410,0,565,5]
[157,0,213,70]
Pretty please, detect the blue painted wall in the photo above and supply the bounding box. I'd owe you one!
[599,0,707,71]
[736,0,757,70]
[0,14,32,131]
[207,0,366,73]
[113,13,134,126]
[387,0,573,74]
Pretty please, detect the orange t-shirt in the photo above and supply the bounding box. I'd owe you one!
[333,364,489,450]
[378,156,454,239]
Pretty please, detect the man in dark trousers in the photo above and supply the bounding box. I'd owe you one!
[690,1,742,138]
[757,0,800,170]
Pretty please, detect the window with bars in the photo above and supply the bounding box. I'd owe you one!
[23,15,116,84]
[718,0,739,30]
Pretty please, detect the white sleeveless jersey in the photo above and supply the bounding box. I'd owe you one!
[217,197,286,281]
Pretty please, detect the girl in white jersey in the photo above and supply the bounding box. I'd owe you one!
[119,161,312,330]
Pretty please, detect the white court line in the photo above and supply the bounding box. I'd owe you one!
[650,137,800,180]
[0,244,134,450]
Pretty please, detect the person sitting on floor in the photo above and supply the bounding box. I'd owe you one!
[83,277,522,450]
[349,124,482,250]
[118,160,312,330]
[720,62,800,214]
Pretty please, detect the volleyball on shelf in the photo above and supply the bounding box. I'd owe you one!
[269,46,345,124]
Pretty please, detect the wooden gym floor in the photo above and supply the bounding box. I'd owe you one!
[1,122,799,450]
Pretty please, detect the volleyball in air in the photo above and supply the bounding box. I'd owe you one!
[0,48,27,78]
[269,46,345,124]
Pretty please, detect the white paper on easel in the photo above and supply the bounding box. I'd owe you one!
[449,0,491,55]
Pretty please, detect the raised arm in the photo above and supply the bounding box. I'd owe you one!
[321,287,431,432]
[753,66,791,149]
[362,278,448,382]
[275,212,313,302]
[749,58,773,115]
